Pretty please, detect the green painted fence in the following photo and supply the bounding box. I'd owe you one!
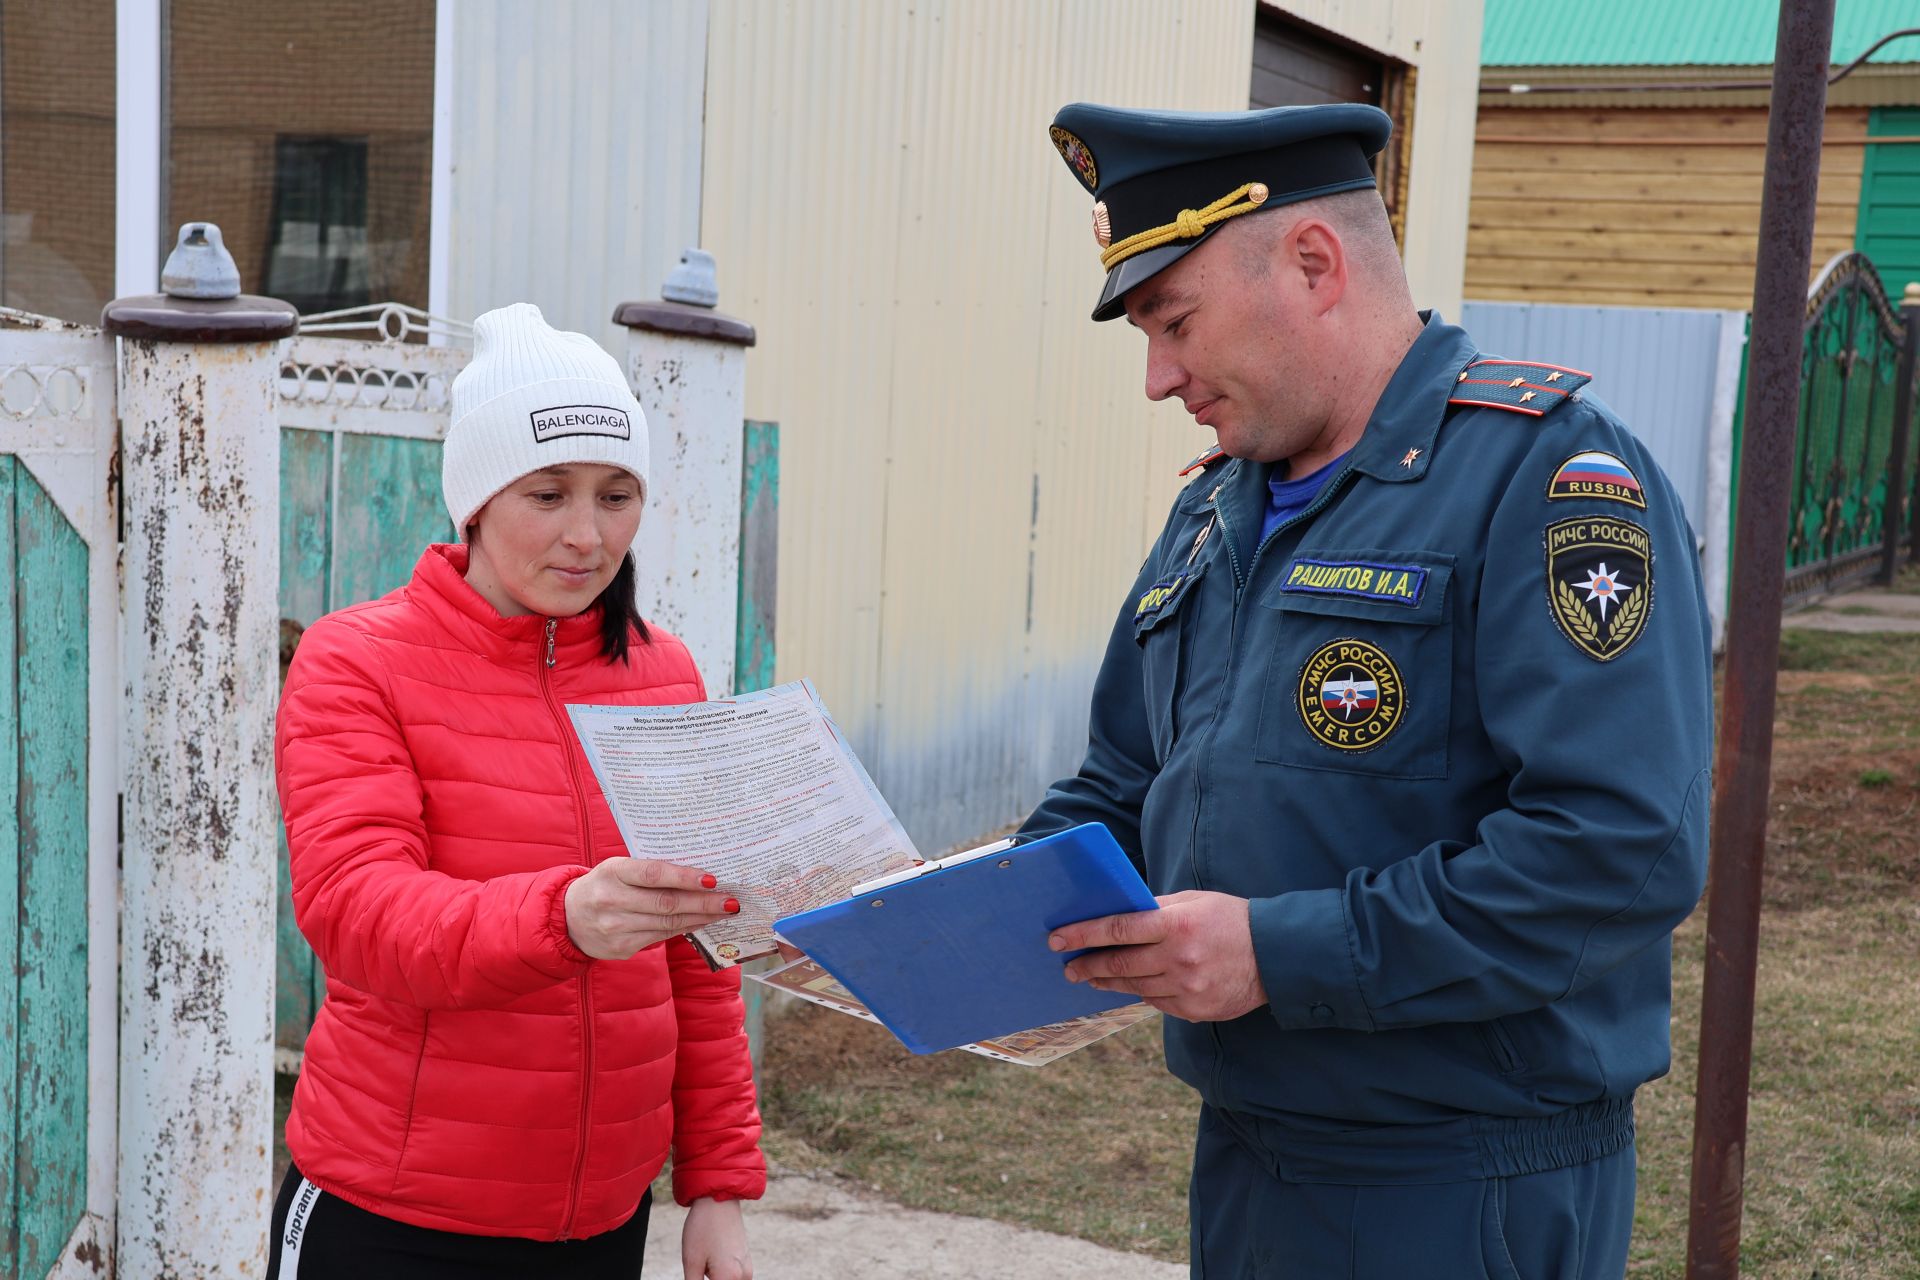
[275,429,451,1054]
[0,457,90,1277]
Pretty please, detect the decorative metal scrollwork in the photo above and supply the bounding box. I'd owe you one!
[1779,252,1914,603]
[280,301,470,413]
[0,363,93,421]
[277,356,456,413]
[296,302,472,346]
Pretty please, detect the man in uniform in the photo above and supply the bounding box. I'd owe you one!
[1022,102,1713,1278]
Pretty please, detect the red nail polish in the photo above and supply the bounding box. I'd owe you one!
[701,873,718,889]
[724,898,740,914]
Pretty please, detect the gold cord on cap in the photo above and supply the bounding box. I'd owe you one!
[1098,182,1270,271]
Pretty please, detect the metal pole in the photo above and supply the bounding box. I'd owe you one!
[1890,284,1920,581]
[1685,3,1835,1277]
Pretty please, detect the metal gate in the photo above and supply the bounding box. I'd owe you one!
[1746,252,1920,603]
[0,312,118,1276]
[274,307,467,1058]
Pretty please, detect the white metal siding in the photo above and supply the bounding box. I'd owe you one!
[702,0,1256,851]
[1459,299,1741,639]
[1460,300,1727,528]
[442,1,708,351]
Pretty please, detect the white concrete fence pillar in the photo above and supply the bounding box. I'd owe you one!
[102,223,296,1277]
[615,249,757,697]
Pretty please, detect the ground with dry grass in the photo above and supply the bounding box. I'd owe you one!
[758,626,1920,1276]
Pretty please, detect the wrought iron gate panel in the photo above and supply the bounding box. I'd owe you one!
[1781,254,1917,603]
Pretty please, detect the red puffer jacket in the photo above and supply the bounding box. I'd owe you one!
[276,544,765,1240]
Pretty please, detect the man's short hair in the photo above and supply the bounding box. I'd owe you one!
[1232,189,1400,283]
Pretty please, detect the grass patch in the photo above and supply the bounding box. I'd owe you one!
[761,632,1920,1275]
[1778,629,1920,677]
[759,1004,1196,1259]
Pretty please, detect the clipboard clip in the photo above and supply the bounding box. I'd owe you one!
[848,837,1018,898]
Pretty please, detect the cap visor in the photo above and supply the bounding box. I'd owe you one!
[1092,239,1204,322]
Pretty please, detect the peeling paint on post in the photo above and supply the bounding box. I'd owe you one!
[614,281,756,697]
[104,274,297,1277]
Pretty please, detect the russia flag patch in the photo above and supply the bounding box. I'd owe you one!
[1548,450,1647,509]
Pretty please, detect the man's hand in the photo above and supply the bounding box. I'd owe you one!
[681,1196,751,1279]
[1050,891,1268,1022]
[564,858,737,960]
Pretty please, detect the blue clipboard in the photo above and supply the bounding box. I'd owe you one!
[772,823,1158,1054]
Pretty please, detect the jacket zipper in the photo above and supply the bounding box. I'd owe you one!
[1202,459,1360,869]
[540,616,598,1239]
[1192,463,1359,1096]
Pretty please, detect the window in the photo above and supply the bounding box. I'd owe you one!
[166,1,434,314]
[1,0,116,324]
[263,137,371,314]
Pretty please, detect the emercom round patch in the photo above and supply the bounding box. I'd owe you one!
[1297,638,1405,753]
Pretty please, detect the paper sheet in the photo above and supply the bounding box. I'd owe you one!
[750,956,1159,1067]
[568,680,921,965]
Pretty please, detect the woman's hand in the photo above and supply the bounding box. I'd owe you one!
[681,1196,751,1280]
[564,859,737,959]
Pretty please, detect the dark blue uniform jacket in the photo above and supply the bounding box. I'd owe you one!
[1023,316,1713,1180]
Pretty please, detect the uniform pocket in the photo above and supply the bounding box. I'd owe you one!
[1133,559,1208,764]
[1477,1016,1528,1076]
[1252,550,1454,780]
[1480,1176,1528,1280]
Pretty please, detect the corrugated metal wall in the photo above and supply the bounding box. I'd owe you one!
[442,1,708,352]
[700,0,1257,851]
[1461,301,1728,528]
[1459,299,1742,646]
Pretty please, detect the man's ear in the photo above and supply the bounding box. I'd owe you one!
[1291,219,1348,316]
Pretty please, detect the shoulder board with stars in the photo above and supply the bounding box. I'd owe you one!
[1179,444,1227,476]
[1449,359,1592,417]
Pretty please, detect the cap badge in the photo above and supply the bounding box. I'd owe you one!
[1050,126,1098,190]
[1091,201,1112,248]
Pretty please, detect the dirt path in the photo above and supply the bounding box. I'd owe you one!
[641,1165,1185,1279]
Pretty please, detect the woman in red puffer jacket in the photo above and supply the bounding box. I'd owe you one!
[272,303,764,1279]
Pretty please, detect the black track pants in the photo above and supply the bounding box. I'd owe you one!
[267,1161,651,1279]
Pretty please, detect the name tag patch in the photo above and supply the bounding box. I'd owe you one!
[1280,558,1428,607]
[530,404,632,443]
[1135,571,1196,627]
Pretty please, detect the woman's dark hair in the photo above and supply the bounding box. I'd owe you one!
[594,550,650,662]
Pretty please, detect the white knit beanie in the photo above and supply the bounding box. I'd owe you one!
[443,303,650,536]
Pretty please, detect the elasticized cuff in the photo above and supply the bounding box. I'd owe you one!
[672,1172,768,1208]
[539,865,594,968]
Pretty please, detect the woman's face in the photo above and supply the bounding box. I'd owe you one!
[465,464,644,618]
